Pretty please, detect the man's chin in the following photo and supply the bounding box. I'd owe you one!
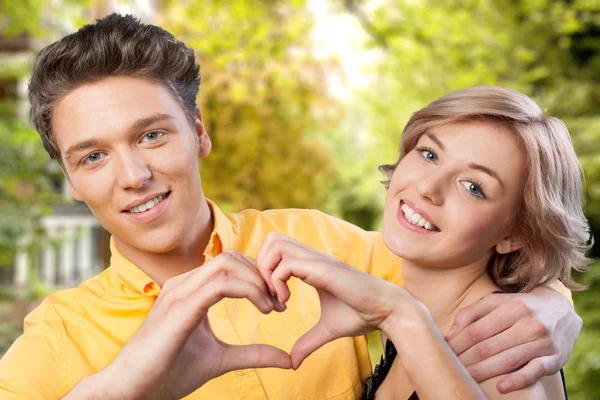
[114,232,180,255]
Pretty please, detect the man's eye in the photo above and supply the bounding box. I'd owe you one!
[141,131,164,142]
[83,152,105,164]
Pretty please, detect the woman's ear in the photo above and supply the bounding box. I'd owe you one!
[495,233,523,254]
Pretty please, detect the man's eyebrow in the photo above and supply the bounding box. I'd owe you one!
[64,113,175,162]
[468,162,504,188]
[425,133,445,151]
[130,113,174,132]
[65,138,100,162]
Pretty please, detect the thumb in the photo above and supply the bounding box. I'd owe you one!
[221,344,293,373]
[290,321,336,370]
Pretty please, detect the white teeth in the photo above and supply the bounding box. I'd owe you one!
[410,213,422,224]
[401,202,438,231]
[128,194,166,214]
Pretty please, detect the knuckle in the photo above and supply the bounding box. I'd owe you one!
[468,365,484,382]
[453,308,469,325]
[466,327,484,344]
[513,298,533,317]
[161,278,175,291]
[214,276,231,293]
[529,320,549,338]
[541,336,556,355]
[476,344,492,361]
[505,352,522,370]
[266,231,283,243]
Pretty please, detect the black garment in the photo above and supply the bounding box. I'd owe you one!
[362,339,568,400]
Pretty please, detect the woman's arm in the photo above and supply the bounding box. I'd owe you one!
[379,304,558,400]
[377,302,486,400]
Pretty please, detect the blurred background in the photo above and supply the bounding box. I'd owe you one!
[0,0,598,397]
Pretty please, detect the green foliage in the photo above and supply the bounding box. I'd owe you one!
[566,264,600,398]
[162,0,341,213]
[0,1,73,266]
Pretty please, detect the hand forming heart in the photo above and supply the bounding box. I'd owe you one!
[256,232,410,369]
[66,251,293,400]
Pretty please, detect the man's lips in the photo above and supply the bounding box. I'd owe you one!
[122,191,171,213]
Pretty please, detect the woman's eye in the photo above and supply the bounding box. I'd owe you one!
[141,131,164,142]
[83,152,105,165]
[460,180,487,199]
[420,149,438,162]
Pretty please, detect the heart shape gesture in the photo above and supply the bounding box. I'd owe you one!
[83,251,292,400]
[256,232,411,369]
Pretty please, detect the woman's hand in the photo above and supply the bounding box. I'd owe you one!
[257,232,412,369]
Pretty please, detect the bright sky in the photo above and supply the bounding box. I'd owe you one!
[307,0,381,98]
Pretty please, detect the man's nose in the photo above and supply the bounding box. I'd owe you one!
[116,152,151,189]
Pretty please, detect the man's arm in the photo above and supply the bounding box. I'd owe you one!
[0,318,63,399]
[446,285,580,394]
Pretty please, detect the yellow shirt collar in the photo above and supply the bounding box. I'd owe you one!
[109,198,233,296]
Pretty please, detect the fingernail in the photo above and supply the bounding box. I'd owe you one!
[446,325,458,338]
[498,380,512,392]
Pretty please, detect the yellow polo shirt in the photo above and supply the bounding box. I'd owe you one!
[0,201,402,399]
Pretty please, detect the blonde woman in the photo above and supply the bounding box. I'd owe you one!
[257,86,590,399]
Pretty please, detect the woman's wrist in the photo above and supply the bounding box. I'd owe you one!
[379,295,436,350]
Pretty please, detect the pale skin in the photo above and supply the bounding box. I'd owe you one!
[50,76,579,399]
[256,120,568,399]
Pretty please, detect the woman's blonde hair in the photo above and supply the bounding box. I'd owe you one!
[380,86,591,292]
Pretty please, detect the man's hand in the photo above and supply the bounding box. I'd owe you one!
[64,251,291,400]
[257,232,411,369]
[445,286,581,393]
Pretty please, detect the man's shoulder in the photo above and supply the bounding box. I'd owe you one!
[228,207,376,238]
[25,268,113,328]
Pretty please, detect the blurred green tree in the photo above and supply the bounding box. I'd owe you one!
[0,0,70,269]
[161,0,341,213]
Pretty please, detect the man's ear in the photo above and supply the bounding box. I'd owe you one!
[495,233,523,254]
[194,107,211,158]
[68,181,83,202]
[60,165,83,202]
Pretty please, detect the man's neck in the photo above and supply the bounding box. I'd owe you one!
[401,259,499,333]
[114,198,214,286]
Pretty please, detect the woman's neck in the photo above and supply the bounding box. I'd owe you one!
[400,259,499,333]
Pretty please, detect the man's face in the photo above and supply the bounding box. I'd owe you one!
[53,76,211,254]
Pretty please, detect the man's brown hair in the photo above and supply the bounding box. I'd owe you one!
[28,13,200,164]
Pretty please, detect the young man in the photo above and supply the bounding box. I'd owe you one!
[0,14,581,400]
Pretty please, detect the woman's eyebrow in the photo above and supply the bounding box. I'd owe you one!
[468,162,504,188]
[425,133,445,150]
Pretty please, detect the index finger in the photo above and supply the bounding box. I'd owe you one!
[256,233,314,295]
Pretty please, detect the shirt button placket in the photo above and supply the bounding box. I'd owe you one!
[234,368,268,400]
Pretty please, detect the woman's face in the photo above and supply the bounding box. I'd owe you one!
[382,120,526,269]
